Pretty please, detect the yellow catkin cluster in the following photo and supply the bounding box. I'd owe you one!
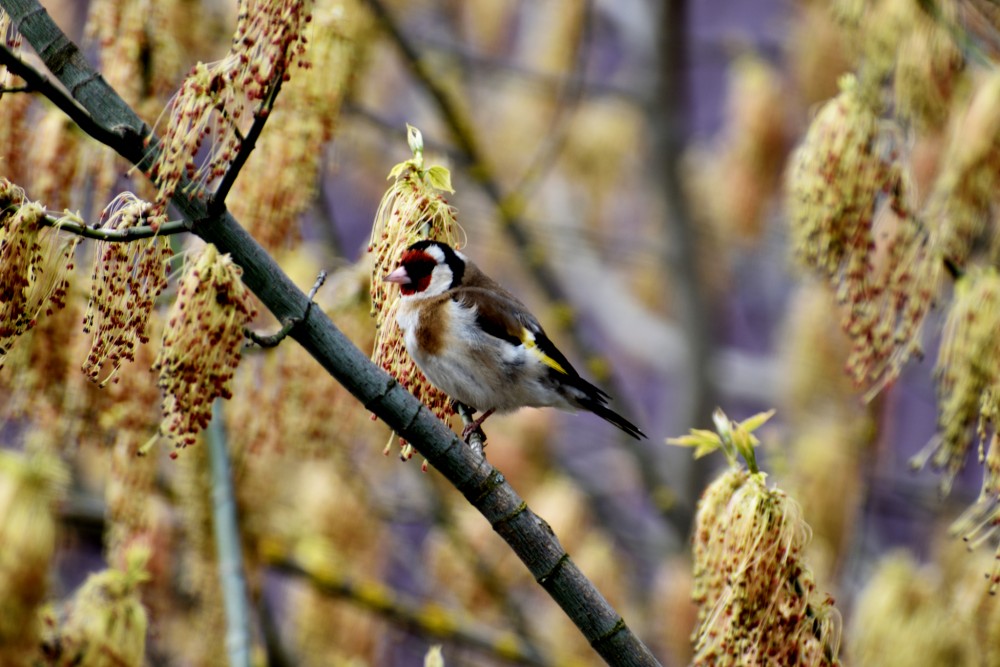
[0,10,30,184]
[147,0,314,216]
[0,449,68,667]
[85,0,147,107]
[892,2,962,132]
[228,256,374,458]
[858,201,941,398]
[0,180,79,368]
[913,269,1000,495]
[28,109,80,211]
[693,53,788,243]
[816,71,1000,398]
[859,72,1000,404]
[849,551,979,665]
[369,131,463,459]
[169,444,227,664]
[229,0,371,250]
[0,278,86,426]
[690,470,840,666]
[152,243,257,452]
[837,0,963,124]
[52,546,150,667]
[786,72,943,391]
[926,70,1000,266]
[952,429,1000,592]
[102,329,164,566]
[940,272,1000,591]
[83,193,172,386]
[787,74,893,281]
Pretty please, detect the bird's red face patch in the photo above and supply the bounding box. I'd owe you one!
[397,249,437,295]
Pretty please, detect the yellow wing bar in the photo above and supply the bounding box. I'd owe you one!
[520,329,567,375]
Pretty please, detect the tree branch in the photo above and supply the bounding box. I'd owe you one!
[40,211,189,241]
[1,2,662,665]
[206,401,253,667]
[207,58,288,217]
[244,270,327,348]
[0,44,140,159]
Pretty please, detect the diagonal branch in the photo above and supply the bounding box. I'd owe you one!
[0,44,127,150]
[0,2,662,665]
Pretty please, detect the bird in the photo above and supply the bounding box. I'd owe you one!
[383,240,646,441]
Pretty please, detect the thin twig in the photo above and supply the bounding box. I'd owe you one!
[208,59,288,216]
[41,212,189,241]
[206,401,253,667]
[245,319,300,348]
[244,270,327,348]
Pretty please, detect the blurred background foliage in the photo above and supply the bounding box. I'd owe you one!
[4,0,1000,665]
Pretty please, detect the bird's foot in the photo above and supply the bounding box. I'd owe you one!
[458,407,494,448]
[461,421,487,444]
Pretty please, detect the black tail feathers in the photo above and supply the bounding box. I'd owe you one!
[581,399,646,440]
[554,370,646,439]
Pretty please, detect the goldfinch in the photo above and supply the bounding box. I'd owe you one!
[383,240,646,440]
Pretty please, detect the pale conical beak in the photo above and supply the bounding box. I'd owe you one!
[384,266,411,284]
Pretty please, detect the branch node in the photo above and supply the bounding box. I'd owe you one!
[535,553,570,587]
[591,618,628,651]
[490,500,528,532]
[243,270,327,348]
[15,3,47,29]
[472,468,508,505]
[69,69,100,98]
[244,318,300,348]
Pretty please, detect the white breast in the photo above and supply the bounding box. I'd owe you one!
[394,298,570,413]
